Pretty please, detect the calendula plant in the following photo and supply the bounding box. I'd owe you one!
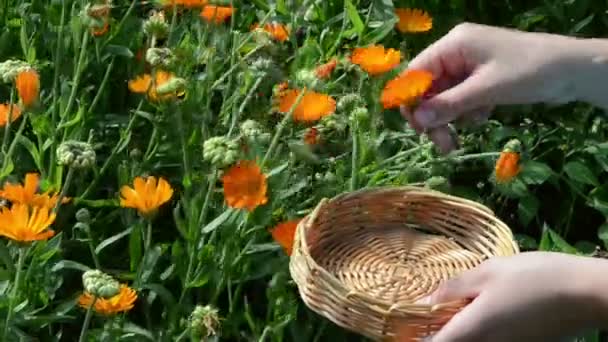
[0,0,606,341]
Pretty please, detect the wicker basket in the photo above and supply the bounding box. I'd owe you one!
[289,186,519,341]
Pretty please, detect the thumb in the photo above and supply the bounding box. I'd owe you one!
[417,267,487,306]
[413,66,498,130]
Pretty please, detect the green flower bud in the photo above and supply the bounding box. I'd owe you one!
[203,136,240,168]
[143,10,169,40]
[145,47,175,68]
[337,93,364,114]
[189,305,221,339]
[76,208,91,223]
[425,176,448,189]
[349,106,369,125]
[156,77,187,96]
[295,69,320,89]
[0,59,31,83]
[82,269,120,299]
[56,140,96,169]
[503,138,522,153]
[251,28,273,48]
[319,114,347,134]
[240,119,271,144]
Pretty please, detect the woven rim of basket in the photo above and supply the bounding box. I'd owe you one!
[289,186,519,330]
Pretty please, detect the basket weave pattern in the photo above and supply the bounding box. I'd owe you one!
[289,186,519,340]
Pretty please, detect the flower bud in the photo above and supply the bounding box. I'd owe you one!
[319,114,347,134]
[82,269,120,299]
[251,28,273,48]
[337,93,364,114]
[203,136,240,168]
[145,47,175,68]
[503,138,522,153]
[189,305,221,339]
[295,69,320,89]
[143,10,169,40]
[425,176,447,189]
[156,77,187,96]
[80,4,108,31]
[0,60,31,83]
[56,140,96,169]
[240,119,271,144]
[76,208,91,223]
[349,106,369,125]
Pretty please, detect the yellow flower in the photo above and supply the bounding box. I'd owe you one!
[15,69,39,108]
[395,8,433,33]
[495,151,521,183]
[278,88,336,122]
[350,45,401,75]
[119,176,174,216]
[128,70,180,102]
[222,161,268,211]
[78,284,137,316]
[269,219,301,256]
[380,69,433,109]
[315,58,338,79]
[0,103,22,127]
[200,5,234,24]
[0,204,56,242]
[0,173,65,208]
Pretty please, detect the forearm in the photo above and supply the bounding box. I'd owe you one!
[563,37,608,110]
[571,257,608,330]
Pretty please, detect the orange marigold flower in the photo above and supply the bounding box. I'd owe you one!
[269,219,300,256]
[350,45,401,76]
[0,104,23,127]
[315,58,338,79]
[0,204,56,242]
[278,89,336,122]
[15,69,39,108]
[119,176,174,216]
[251,22,290,42]
[395,8,433,33]
[200,5,234,24]
[304,127,320,145]
[0,173,66,208]
[78,284,137,316]
[380,69,433,109]
[222,160,268,211]
[495,151,521,183]
[162,0,207,8]
[128,70,179,102]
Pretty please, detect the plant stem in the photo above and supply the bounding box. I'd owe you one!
[2,89,15,155]
[144,220,152,252]
[210,46,263,90]
[350,120,359,191]
[87,57,115,115]
[54,166,75,213]
[175,106,192,189]
[1,112,29,179]
[2,247,27,341]
[261,91,305,168]
[60,30,90,126]
[228,77,263,137]
[78,297,97,342]
[87,233,101,269]
[79,103,141,200]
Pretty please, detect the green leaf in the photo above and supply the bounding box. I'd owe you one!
[598,222,608,243]
[517,195,539,226]
[563,161,599,186]
[140,245,162,284]
[548,229,579,255]
[17,136,43,171]
[51,260,91,273]
[105,44,134,58]
[538,224,553,251]
[201,209,234,234]
[120,322,155,341]
[520,161,553,185]
[588,185,608,216]
[0,241,14,273]
[514,234,538,250]
[95,227,132,255]
[139,283,176,308]
[569,13,594,34]
[345,0,365,35]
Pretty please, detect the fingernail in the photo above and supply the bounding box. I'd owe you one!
[401,105,423,134]
[414,108,436,128]
[428,127,457,154]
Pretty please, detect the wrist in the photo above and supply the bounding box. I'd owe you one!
[559,36,608,110]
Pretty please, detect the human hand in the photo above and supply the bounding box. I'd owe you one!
[395,252,608,342]
[401,23,606,153]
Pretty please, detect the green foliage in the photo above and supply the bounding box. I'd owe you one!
[0,0,605,341]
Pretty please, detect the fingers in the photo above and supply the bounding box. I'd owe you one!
[425,266,488,305]
[430,296,488,342]
[412,66,496,130]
